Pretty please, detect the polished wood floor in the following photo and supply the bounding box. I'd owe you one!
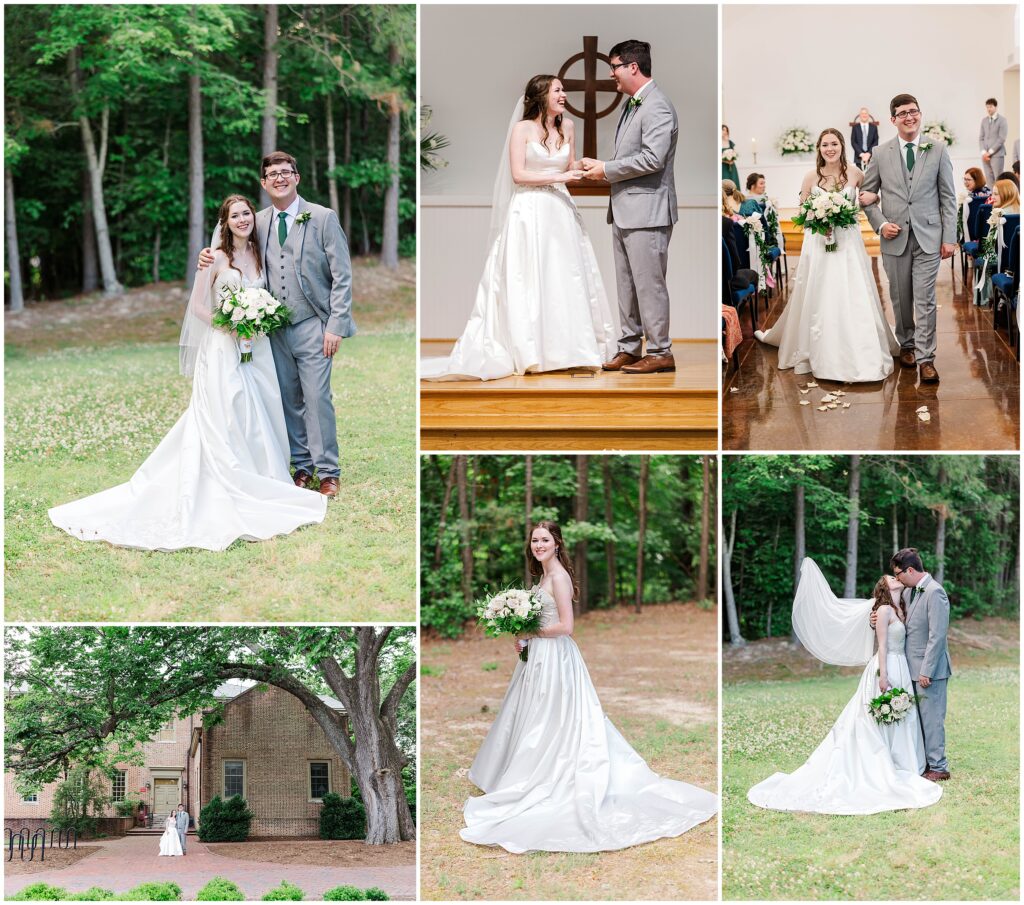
[420,340,718,451]
[723,254,1020,451]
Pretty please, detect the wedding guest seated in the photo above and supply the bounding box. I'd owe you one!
[739,173,766,217]
[996,170,1019,190]
[722,180,743,216]
[722,214,758,296]
[991,178,1020,214]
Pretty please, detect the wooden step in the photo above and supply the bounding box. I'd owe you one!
[779,209,880,256]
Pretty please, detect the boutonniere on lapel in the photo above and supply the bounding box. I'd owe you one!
[296,211,312,225]
[918,142,933,153]
[628,95,643,110]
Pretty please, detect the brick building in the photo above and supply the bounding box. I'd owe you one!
[5,681,351,838]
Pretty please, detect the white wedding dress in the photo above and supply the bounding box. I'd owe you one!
[461,587,718,853]
[421,141,617,381]
[755,184,900,382]
[748,559,942,814]
[158,818,183,857]
[49,270,327,551]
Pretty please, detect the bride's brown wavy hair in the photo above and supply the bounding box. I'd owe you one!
[216,194,263,276]
[870,575,907,623]
[525,520,579,601]
[815,128,849,190]
[521,74,565,151]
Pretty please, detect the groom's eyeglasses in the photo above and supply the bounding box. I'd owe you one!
[263,170,297,180]
[893,109,921,120]
[609,61,634,72]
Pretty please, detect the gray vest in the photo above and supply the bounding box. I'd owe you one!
[267,213,316,324]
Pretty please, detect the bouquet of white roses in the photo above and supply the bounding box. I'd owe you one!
[922,121,955,147]
[867,686,919,725]
[722,147,738,164]
[477,587,545,662]
[777,126,814,156]
[212,286,291,362]
[792,190,859,252]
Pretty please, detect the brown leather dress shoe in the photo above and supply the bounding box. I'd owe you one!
[293,470,313,489]
[919,362,940,383]
[602,352,641,371]
[923,769,950,781]
[318,477,340,499]
[899,349,917,368]
[621,353,677,374]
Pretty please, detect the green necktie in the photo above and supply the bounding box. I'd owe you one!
[905,142,915,172]
[277,211,288,245]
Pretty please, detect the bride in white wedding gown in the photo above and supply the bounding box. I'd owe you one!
[461,520,718,853]
[421,75,616,381]
[157,812,183,857]
[748,558,942,814]
[49,195,326,551]
[754,128,899,383]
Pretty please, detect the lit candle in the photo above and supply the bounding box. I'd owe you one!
[751,137,758,154]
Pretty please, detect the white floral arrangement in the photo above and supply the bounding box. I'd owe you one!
[777,126,814,156]
[212,286,291,363]
[922,121,955,147]
[722,147,738,164]
[868,686,918,724]
[477,587,545,661]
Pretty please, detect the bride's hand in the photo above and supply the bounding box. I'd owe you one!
[858,190,878,206]
[515,638,528,654]
[879,676,891,692]
[559,169,585,183]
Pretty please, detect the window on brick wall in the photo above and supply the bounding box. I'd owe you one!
[309,762,330,800]
[155,723,176,742]
[223,760,246,799]
[112,770,126,802]
[21,792,38,803]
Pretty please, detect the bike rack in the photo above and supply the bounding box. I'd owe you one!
[31,828,46,862]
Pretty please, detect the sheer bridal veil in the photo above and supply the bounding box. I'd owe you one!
[791,558,875,666]
[488,96,525,249]
[178,223,224,378]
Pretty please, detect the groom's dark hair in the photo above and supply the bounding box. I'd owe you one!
[609,40,651,77]
[891,548,924,573]
[889,93,919,117]
[261,151,299,179]
[986,97,998,107]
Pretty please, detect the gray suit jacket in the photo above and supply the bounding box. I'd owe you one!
[604,82,678,229]
[175,810,189,832]
[902,575,953,680]
[979,114,1008,156]
[861,136,957,255]
[258,198,355,337]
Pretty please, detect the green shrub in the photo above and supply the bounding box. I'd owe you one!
[195,877,245,901]
[261,880,304,901]
[318,792,365,840]
[69,890,116,901]
[119,882,181,901]
[113,798,141,818]
[197,795,252,842]
[364,889,390,901]
[322,888,390,902]
[9,883,70,900]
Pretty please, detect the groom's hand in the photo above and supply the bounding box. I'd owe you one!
[880,223,901,240]
[581,159,606,180]
[323,331,342,357]
[917,674,932,688]
[197,247,214,270]
[939,243,957,260]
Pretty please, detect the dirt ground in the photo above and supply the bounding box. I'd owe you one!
[205,839,416,868]
[420,602,718,901]
[724,616,1019,683]
[5,257,414,355]
[3,845,102,875]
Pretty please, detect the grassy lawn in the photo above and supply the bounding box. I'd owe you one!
[4,262,416,621]
[723,664,1020,900]
[420,603,718,901]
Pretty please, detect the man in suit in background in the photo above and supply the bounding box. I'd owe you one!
[850,107,879,170]
[979,97,1008,186]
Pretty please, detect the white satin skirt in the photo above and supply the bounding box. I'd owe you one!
[461,634,718,853]
[747,651,942,814]
[49,332,326,551]
[421,186,617,381]
[756,226,900,382]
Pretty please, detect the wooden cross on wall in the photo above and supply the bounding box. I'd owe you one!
[558,36,622,196]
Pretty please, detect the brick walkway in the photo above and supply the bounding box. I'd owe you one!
[3,835,415,900]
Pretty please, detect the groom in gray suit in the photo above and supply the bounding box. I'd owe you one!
[861,94,957,384]
[891,547,952,782]
[175,804,190,854]
[580,40,678,374]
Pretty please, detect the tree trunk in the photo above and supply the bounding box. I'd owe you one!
[602,458,617,606]
[791,480,805,646]
[341,13,353,240]
[259,4,279,210]
[380,44,401,269]
[844,455,861,597]
[309,118,319,194]
[892,503,899,554]
[433,458,457,569]
[456,456,472,608]
[70,50,121,296]
[524,456,533,587]
[698,455,711,601]
[186,68,204,289]
[934,465,948,584]
[152,118,171,283]
[81,169,98,293]
[574,455,589,617]
[325,93,340,217]
[5,169,24,311]
[634,456,649,614]
[723,508,745,645]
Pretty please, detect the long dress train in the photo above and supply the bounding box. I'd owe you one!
[158,819,183,857]
[461,588,718,852]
